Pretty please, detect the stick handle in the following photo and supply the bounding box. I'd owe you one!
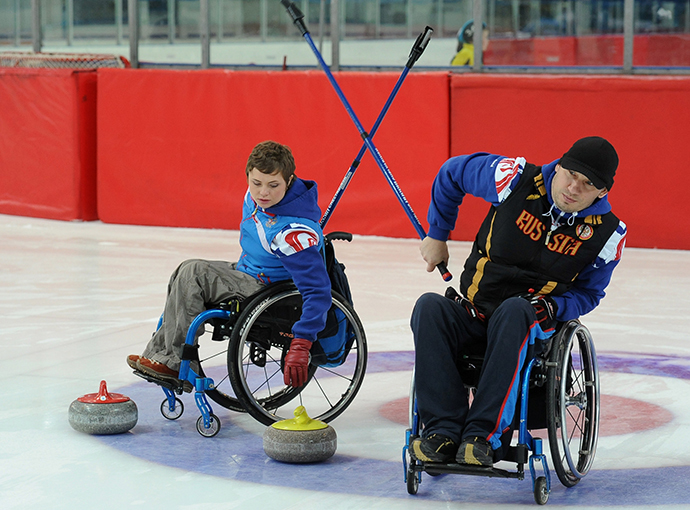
[281,0,308,35]
[406,26,433,68]
[437,261,452,282]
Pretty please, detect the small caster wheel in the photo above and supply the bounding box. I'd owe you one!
[406,466,419,495]
[534,476,549,505]
[405,451,420,495]
[160,397,184,420]
[196,414,221,438]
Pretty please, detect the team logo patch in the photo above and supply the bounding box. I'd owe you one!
[265,217,277,227]
[576,224,594,241]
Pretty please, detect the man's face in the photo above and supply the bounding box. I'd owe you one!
[551,164,608,213]
[247,168,289,209]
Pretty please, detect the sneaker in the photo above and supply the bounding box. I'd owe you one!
[410,434,458,463]
[457,437,494,467]
[126,354,140,370]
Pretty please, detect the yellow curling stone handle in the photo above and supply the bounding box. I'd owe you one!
[271,406,328,431]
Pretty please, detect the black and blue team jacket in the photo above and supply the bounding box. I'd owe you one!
[427,153,627,322]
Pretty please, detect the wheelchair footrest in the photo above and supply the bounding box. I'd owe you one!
[421,462,524,480]
[133,369,185,395]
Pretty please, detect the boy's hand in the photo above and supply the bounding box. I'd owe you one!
[284,338,312,387]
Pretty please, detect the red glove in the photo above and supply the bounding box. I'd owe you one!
[283,338,312,387]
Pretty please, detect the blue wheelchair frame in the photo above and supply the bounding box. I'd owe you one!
[135,309,234,437]
[403,358,552,504]
[402,319,601,505]
[163,309,232,436]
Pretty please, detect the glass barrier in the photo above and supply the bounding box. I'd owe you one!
[0,0,688,69]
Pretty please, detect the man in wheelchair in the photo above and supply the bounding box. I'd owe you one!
[410,137,627,467]
[127,140,331,390]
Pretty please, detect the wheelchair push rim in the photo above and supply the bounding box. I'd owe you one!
[546,321,600,487]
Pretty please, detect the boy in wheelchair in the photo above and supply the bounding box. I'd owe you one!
[127,140,331,390]
[410,137,627,467]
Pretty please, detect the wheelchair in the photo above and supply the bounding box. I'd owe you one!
[402,319,600,505]
[133,233,368,437]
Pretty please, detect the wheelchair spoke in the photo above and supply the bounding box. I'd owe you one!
[566,405,585,439]
[308,374,334,408]
[316,364,355,383]
[241,359,283,395]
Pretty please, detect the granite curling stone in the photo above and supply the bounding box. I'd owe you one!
[263,406,337,463]
[68,380,138,435]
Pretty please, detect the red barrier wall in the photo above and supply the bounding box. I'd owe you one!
[449,74,690,250]
[0,68,97,220]
[97,68,450,238]
[5,67,686,250]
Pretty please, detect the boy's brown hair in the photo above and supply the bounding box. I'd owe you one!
[245,141,296,184]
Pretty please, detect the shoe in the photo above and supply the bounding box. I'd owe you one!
[126,354,140,370]
[410,434,458,463]
[136,357,179,378]
[136,357,193,393]
[457,436,494,467]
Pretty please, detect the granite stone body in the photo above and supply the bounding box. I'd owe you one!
[68,381,138,435]
[68,399,138,434]
[263,424,337,463]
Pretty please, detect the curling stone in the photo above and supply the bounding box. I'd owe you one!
[263,406,337,463]
[68,380,138,435]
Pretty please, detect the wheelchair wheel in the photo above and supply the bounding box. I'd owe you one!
[228,282,367,426]
[546,320,600,488]
[534,476,549,505]
[406,452,419,495]
[160,397,184,420]
[196,414,221,438]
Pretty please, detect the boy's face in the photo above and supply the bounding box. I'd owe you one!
[247,168,289,209]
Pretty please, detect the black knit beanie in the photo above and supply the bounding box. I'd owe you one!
[559,136,618,190]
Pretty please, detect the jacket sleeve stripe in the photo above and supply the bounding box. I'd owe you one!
[495,157,525,203]
[598,220,627,265]
[271,223,320,256]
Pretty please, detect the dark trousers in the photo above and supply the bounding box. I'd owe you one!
[410,293,542,454]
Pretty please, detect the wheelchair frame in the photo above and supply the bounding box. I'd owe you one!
[402,320,600,505]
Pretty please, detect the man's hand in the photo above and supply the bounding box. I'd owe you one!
[420,236,449,273]
[283,338,312,387]
[527,295,558,332]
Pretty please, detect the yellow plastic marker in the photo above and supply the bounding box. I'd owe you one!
[271,406,328,431]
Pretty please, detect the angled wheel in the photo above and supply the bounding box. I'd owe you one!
[160,397,184,420]
[546,320,600,487]
[228,282,367,426]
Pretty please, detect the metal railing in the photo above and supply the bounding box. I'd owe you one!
[4,0,689,73]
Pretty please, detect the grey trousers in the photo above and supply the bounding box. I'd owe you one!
[142,259,264,370]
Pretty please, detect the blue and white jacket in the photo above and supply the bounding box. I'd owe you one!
[237,178,331,342]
